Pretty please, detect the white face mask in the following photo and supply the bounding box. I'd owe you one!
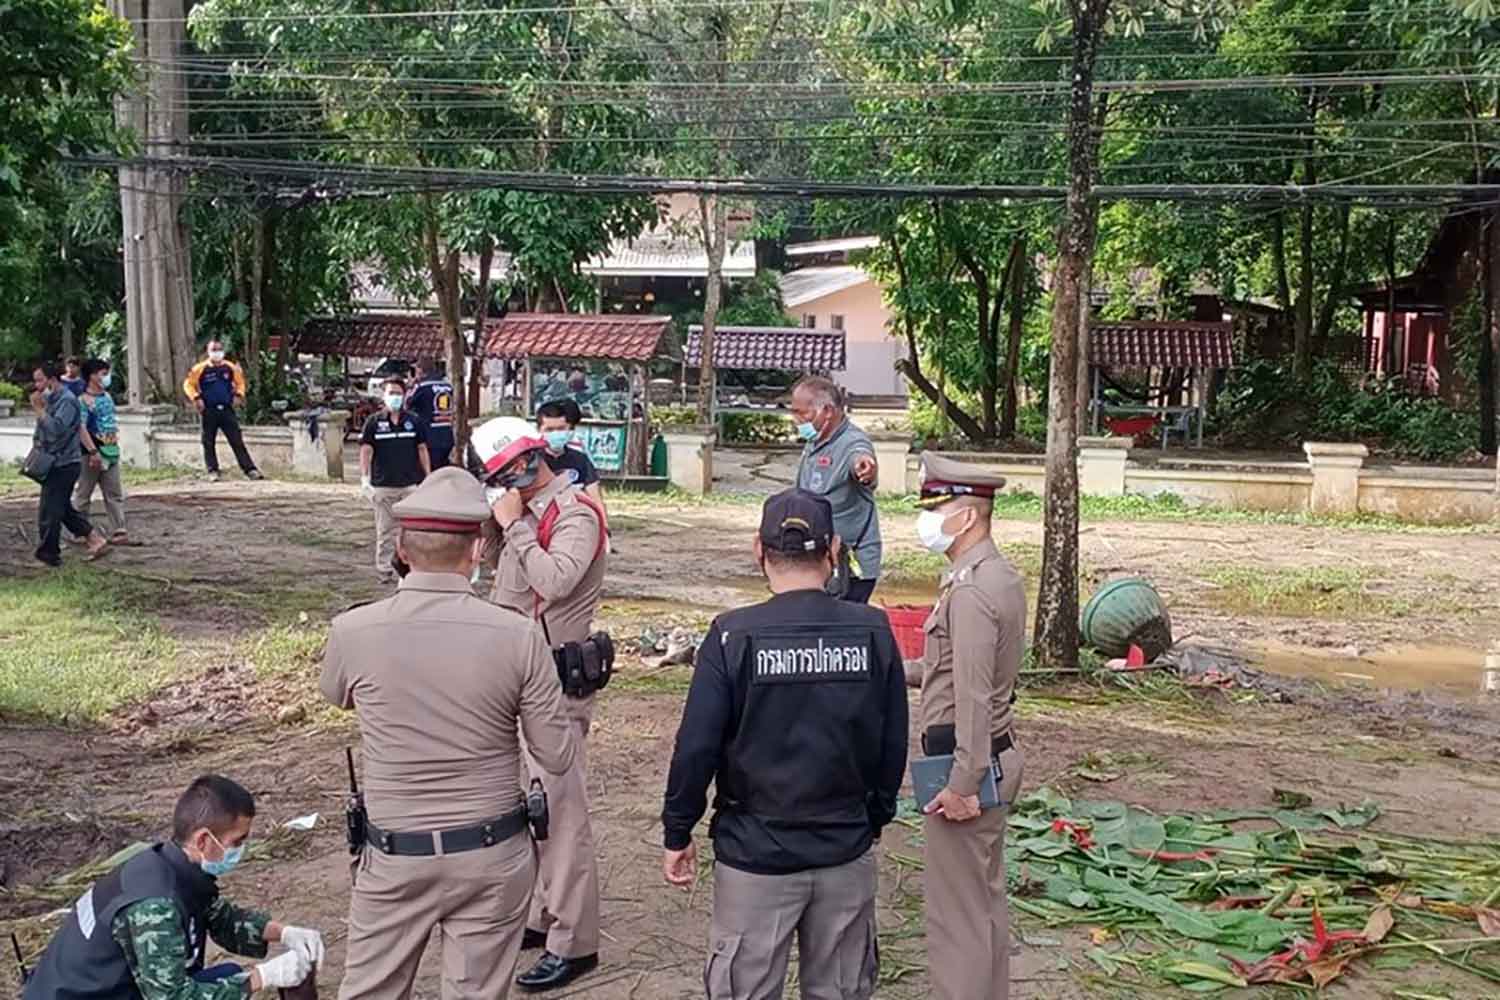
[485,486,506,507]
[916,509,959,554]
[208,349,225,362]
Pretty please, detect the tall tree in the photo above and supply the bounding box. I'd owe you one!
[1031,0,1238,671]
[0,0,129,368]
[811,0,1062,442]
[599,0,826,422]
[190,0,655,454]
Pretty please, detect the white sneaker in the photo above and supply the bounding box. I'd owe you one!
[207,471,222,483]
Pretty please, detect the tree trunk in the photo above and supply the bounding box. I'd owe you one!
[1481,208,1497,455]
[1075,95,1109,435]
[60,230,74,359]
[112,0,195,406]
[1314,203,1351,347]
[1383,218,1397,376]
[1293,160,1317,378]
[1035,0,1104,672]
[249,211,266,373]
[1000,235,1027,437]
[471,237,495,421]
[952,225,998,439]
[1075,205,1099,435]
[1270,210,1292,313]
[423,196,467,462]
[696,192,728,424]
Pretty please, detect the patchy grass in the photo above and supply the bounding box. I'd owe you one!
[607,664,693,696]
[612,481,1498,532]
[878,549,948,587]
[0,462,193,498]
[1203,566,1411,618]
[282,528,360,551]
[0,567,179,721]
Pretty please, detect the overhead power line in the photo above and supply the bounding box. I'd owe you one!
[68,154,1500,209]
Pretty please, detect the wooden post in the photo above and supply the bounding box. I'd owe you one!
[522,357,533,417]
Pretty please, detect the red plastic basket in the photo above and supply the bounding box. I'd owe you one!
[883,604,934,660]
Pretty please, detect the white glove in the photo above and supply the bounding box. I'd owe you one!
[256,950,312,990]
[279,925,325,967]
[360,475,373,500]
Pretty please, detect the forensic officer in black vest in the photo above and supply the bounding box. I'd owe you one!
[23,775,322,999]
[660,489,908,1000]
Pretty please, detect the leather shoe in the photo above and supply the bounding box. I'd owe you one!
[521,928,548,951]
[516,952,598,992]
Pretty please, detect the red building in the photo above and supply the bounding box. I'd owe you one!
[1353,209,1491,401]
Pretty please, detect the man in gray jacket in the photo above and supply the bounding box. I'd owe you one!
[31,362,109,566]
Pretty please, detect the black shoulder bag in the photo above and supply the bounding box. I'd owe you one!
[825,498,876,599]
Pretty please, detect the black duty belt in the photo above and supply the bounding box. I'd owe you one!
[923,724,1016,757]
[365,807,528,857]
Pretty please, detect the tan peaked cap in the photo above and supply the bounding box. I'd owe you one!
[917,452,1008,508]
[392,466,493,533]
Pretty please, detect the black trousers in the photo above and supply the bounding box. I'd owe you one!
[427,429,455,470]
[36,462,93,562]
[843,577,878,604]
[201,404,258,474]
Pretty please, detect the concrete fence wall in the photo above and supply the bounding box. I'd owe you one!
[900,441,1497,524]
[0,406,348,481]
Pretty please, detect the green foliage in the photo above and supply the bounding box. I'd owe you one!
[721,412,797,444]
[1216,360,1480,461]
[652,404,701,429]
[0,382,26,405]
[187,0,658,327]
[242,353,309,426]
[0,0,131,191]
[657,270,799,332]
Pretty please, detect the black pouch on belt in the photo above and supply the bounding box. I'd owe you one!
[527,778,550,841]
[551,633,616,698]
[922,724,956,756]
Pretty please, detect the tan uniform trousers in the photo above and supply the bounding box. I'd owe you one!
[524,694,600,958]
[370,486,415,581]
[703,849,879,1000]
[339,834,536,1000]
[923,744,1024,1000]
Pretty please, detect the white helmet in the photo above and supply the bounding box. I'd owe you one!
[470,416,547,486]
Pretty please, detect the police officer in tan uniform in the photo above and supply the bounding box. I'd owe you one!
[472,417,608,993]
[321,466,576,1000]
[905,453,1026,1000]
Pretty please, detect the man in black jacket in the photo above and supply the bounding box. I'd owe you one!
[660,489,908,1000]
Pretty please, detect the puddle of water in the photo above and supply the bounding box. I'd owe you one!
[1253,642,1500,697]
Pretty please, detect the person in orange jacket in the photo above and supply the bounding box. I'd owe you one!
[183,340,262,482]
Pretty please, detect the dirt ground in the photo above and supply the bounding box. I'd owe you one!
[1,469,1498,999]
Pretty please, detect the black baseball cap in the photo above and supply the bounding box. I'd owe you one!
[759,489,834,554]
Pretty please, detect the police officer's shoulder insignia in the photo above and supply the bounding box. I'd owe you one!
[564,469,580,485]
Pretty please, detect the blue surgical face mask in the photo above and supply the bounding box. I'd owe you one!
[544,430,573,453]
[795,421,818,441]
[100,373,112,389]
[384,394,404,412]
[200,831,244,878]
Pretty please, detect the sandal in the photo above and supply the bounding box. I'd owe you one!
[83,543,111,562]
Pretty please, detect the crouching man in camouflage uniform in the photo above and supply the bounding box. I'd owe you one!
[23,775,324,998]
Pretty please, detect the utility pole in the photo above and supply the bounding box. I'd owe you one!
[110,0,197,406]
